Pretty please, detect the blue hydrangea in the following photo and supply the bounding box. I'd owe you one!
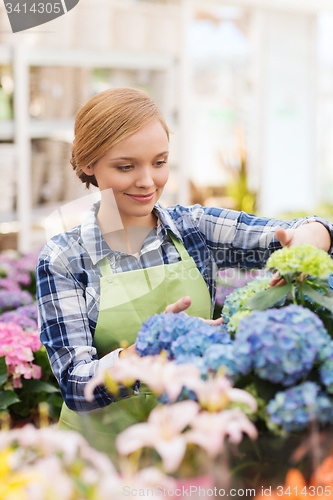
[203,343,240,379]
[135,312,228,358]
[173,353,207,374]
[319,340,333,392]
[267,382,333,433]
[170,324,231,359]
[233,305,331,385]
[222,275,272,323]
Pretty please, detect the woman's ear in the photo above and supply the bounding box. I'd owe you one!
[82,164,94,176]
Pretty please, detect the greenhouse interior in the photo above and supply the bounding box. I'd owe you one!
[1,0,333,498]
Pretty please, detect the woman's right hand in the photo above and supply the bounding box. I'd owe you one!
[164,296,224,326]
[119,343,138,358]
[118,298,192,359]
[164,296,192,314]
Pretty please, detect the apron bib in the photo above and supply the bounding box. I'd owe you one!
[59,232,211,456]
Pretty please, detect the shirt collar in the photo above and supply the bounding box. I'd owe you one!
[80,200,183,265]
[153,203,183,242]
[80,201,112,265]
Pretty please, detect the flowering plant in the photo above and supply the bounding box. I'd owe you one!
[247,245,333,323]
[85,353,258,478]
[213,246,333,436]
[0,321,61,423]
[0,251,61,423]
[0,421,182,500]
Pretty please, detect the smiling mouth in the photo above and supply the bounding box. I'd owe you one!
[125,192,155,202]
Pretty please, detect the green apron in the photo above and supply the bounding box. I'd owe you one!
[59,232,211,456]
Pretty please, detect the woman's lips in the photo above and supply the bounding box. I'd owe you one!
[125,192,155,202]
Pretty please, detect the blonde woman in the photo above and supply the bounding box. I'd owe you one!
[36,87,332,447]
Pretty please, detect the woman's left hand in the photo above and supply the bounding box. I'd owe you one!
[164,296,224,326]
[275,223,331,251]
[270,222,331,287]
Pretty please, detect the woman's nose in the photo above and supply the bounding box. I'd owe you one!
[135,167,154,188]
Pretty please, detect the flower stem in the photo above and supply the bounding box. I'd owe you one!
[299,284,305,306]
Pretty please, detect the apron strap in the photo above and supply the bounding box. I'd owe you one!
[99,256,113,277]
[168,232,191,261]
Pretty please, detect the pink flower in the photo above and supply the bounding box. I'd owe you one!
[84,354,201,403]
[189,375,257,413]
[116,401,200,473]
[0,322,42,388]
[184,408,258,457]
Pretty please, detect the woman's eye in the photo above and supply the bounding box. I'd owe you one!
[117,165,132,171]
[155,160,167,167]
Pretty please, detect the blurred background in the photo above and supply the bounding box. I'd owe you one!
[0,0,333,252]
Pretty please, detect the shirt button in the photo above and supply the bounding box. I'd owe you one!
[107,277,113,284]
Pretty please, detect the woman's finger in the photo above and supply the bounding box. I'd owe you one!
[275,228,295,247]
[164,296,191,314]
[270,271,286,287]
[199,317,224,326]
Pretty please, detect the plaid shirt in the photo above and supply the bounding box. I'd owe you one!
[36,201,333,412]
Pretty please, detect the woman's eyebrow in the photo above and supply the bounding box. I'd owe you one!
[108,151,169,162]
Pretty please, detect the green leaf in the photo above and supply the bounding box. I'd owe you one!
[248,284,292,311]
[0,356,8,386]
[0,390,20,410]
[22,379,60,394]
[302,283,333,311]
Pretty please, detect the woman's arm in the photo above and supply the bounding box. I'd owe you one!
[190,206,333,269]
[36,250,120,412]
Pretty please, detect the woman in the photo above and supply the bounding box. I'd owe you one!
[36,87,332,447]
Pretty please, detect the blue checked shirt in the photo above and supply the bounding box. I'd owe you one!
[36,201,333,412]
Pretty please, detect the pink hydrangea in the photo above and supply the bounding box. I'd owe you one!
[0,322,42,388]
[0,252,39,288]
[0,278,21,292]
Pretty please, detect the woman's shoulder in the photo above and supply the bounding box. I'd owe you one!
[37,225,85,265]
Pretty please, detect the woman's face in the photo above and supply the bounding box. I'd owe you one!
[85,119,169,226]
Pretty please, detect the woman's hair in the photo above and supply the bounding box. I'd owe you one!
[71,87,169,188]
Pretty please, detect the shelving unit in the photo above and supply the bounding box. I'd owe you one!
[0,44,178,251]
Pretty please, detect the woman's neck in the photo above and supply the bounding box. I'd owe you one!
[97,201,157,256]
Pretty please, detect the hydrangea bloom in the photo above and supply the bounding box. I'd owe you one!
[0,304,38,330]
[222,275,271,323]
[319,340,333,392]
[203,344,239,379]
[266,244,333,279]
[0,322,42,388]
[16,304,38,321]
[0,290,33,311]
[136,312,226,358]
[170,324,230,359]
[266,382,333,433]
[227,310,253,335]
[0,254,32,286]
[0,277,21,291]
[233,305,330,385]
[0,311,37,330]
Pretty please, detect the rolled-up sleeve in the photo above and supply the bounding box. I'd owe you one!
[190,205,333,269]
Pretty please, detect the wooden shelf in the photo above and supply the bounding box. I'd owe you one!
[0,119,74,140]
